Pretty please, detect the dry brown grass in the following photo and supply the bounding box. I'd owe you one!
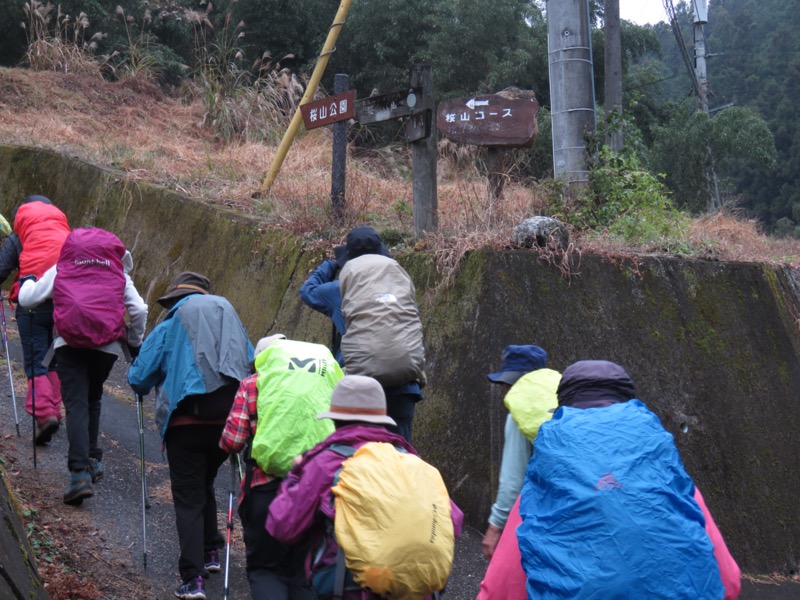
[1,67,799,272]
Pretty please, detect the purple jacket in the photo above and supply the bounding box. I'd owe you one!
[267,424,464,599]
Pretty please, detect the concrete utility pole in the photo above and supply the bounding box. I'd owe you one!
[604,0,623,151]
[693,0,709,112]
[547,0,597,187]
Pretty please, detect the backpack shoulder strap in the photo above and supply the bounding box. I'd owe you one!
[328,443,356,458]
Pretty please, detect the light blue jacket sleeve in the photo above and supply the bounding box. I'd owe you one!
[128,320,169,395]
[489,413,531,528]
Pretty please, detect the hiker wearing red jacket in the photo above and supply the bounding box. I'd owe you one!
[0,195,70,444]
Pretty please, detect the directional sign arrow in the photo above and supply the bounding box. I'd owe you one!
[466,98,490,109]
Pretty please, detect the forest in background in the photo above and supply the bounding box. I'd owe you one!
[0,0,797,238]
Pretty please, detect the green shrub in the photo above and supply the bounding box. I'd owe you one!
[572,146,689,245]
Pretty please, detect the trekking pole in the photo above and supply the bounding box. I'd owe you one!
[1,296,20,436]
[27,310,37,468]
[222,452,240,600]
[135,392,148,570]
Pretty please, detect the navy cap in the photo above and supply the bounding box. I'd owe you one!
[487,345,548,385]
[334,226,391,268]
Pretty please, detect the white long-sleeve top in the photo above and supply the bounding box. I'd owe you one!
[18,250,148,352]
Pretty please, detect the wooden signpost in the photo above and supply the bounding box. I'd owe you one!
[356,64,437,236]
[437,89,540,204]
[300,65,437,236]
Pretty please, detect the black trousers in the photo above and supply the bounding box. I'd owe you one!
[55,346,117,472]
[164,424,228,582]
[385,392,417,443]
[238,480,315,600]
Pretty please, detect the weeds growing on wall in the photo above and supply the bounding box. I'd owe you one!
[21,0,106,76]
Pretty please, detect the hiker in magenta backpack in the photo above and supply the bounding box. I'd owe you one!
[299,226,424,443]
[128,271,253,600]
[517,360,739,599]
[17,228,147,505]
[267,375,463,600]
[0,195,70,444]
[220,334,343,600]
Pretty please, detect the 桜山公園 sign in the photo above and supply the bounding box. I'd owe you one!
[437,94,540,147]
[301,90,357,130]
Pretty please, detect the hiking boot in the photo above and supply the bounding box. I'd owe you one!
[174,576,205,600]
[63,471,93,506]
[88,458,104,483]
[34,418,59,445]
[203,549,220,573]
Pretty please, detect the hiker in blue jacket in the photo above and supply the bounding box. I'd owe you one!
[299,226,422,442]
[128,271,254,600]
[481,344,549,560]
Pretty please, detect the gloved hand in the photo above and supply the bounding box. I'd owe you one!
[129,344,141,359]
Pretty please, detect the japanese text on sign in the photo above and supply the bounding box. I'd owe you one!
[301,89,357,130]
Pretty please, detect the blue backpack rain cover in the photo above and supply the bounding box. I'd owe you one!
[518,400,724,600]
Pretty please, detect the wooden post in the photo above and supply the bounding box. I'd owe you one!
[331,73,349,222]
[408,65,438,236]
[487,147,508,220]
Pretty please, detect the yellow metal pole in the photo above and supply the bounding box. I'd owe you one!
[258,0,353,195]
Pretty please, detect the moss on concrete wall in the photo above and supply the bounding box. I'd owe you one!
[1,144,799,574]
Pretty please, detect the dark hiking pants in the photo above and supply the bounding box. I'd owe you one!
[165,424,228,582]
[16,301,55,378]
[56,346,117,472]
[239,480,315,600]
[385,392,417,443]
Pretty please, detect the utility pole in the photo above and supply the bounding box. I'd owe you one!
[604,0,623,151]
[692,0,720,210]
[693,0,709,112]
[547,0,596,188]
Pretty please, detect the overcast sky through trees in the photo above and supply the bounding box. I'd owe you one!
[620,0,668,25]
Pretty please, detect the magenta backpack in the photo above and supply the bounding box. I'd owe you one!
[53,228,127,348]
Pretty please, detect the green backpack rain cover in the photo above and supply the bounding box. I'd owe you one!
[251,339,343,477]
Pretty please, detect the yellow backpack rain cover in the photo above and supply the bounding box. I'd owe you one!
[503,368,561,441]
[332,442,454,600]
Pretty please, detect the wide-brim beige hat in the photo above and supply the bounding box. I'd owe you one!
[317,375,396,426]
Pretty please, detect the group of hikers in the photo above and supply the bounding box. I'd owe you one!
[0,194,742,600]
